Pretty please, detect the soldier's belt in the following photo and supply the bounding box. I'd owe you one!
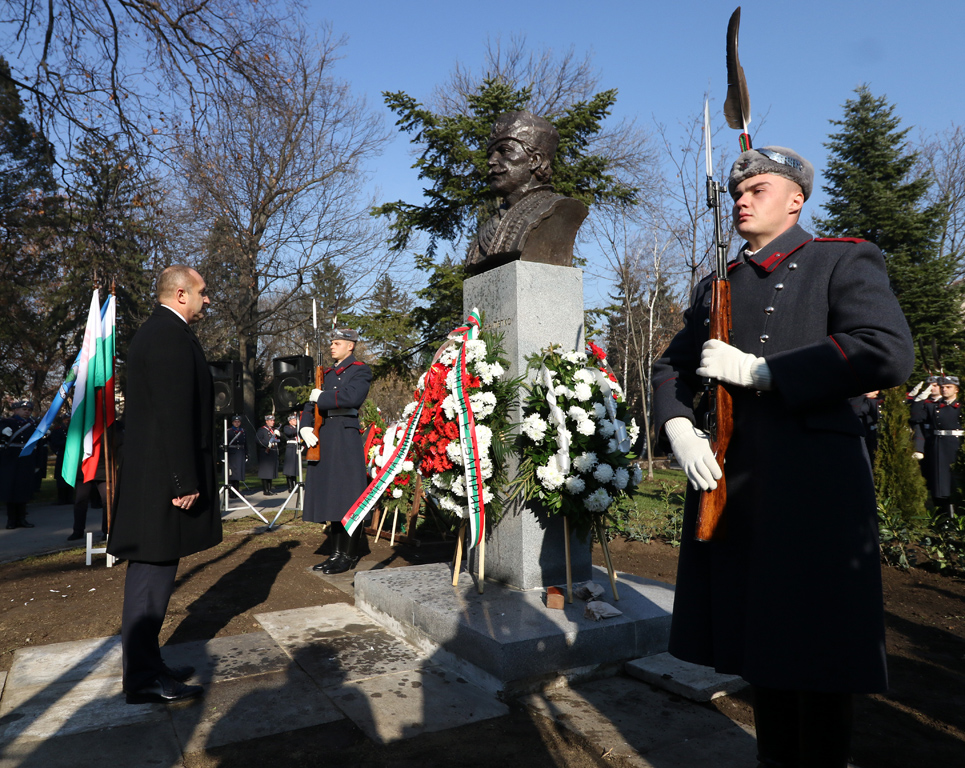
[935,430,964,436]
[325,408,358,417]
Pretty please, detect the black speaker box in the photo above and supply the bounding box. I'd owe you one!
[209,360,244,415]
[272,355,314,411]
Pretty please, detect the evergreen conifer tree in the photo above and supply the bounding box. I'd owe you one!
[815,85,964,376]
[873,387,929,523]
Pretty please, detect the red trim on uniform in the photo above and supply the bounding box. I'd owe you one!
[754,238,813,273]
[323,367,333,375]
[829,335,859,382]
[654,376,678,394]
[333,360,364,375]
[814,237,866,244]
[726,259,742,273]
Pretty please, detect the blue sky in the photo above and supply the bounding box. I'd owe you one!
[305,0,963,306]
[311,0,961,213]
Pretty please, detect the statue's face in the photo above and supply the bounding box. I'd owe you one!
[487,138,535,197]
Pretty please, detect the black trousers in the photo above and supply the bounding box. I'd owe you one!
[72,480,108,534]
[121,560,180,690]
[753,686,853,768]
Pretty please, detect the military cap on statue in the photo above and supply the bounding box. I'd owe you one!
[331,328,360,342]
[729,145,815,201]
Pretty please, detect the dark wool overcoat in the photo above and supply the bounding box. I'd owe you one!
[108,306,221,562]
[299,355,371,523]
[922,399,961,499]
[256,425,279,480]
[652,224,914,694]
[282,422,300,477]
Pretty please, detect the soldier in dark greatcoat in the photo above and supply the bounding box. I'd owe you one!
[107,265,219,704]
[922,375,962,516]
[225,415,247,491]
[652,146,914,767]
[281,412,301,492]
[849,390,884,460]
[907,376,941,462]
[300,328,372,574]
[0,399,41,529]
[256,414,280,495]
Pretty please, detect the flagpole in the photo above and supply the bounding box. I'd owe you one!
[104,282,117,536]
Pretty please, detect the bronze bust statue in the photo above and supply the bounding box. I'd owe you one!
[465,111,588,275]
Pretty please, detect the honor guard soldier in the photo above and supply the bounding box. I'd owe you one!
[226,415,247,491]
[653,146,914,768]
[300,328,372,574]
[256,415,280,495]
[282,413,300,493]
[923,375,961,517]
[908,376,941,461]
[1,399,41,529]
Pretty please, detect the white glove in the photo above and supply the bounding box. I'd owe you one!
[1,427,11,438]
[913,451,924,460]
[273,429,281,437]
[909,380,924,399]
[697,339,773,390]
[309,388,322,403]
[664,417,722,491]
[913,382,931,402]
[299,427,318,448]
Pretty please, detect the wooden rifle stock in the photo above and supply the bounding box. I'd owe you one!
[695,278,733,541]
[306,365,323,462]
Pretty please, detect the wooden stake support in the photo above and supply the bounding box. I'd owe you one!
[595,518,620,601]
[477,526,485,595]
[452,520,467,586]
[563,516,573,604]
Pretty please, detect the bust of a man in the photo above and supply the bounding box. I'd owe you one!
[465,111,588,275]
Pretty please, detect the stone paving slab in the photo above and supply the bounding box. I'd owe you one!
[170,667,344,752]
[255,604,426,686]
[521,675,757,767]
[4,636,122,689]
[0,719,184,768]
[625,652,748,702]
[0,676,166,744]
[324,664,508,744]
[161,631,292,685]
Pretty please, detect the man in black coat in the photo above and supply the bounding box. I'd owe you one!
[225,415,247,491]
[282,412,301,492]
[923,375,961,516]
[652,146,914,768]
[300,328,372,574]
[107,265,220,704]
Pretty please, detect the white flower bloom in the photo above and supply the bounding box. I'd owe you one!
[392,488,403,499]
[564,350,584,364]
[554,384,574,398]
[445,367,458,389]
[584,487,613,513]
[576,418,596,436]
[416,373,427,391]
[439,345,459,366]
[432,473,450,489]
[573,382,593,402]
[473,425,493,454]
[628,418,640,443]
[476,362,495,385]
[567,405,589,422]
[464,339,487,363]
[469,391,497,419]
[592,402,607,420]
[574,369,594,385]
[564,475,586,494]
[488,361,505,379]
[401,460,414,472]
[522,414,548,442]
[607,438,618,454]
[573,452,599,473]
[597,419,616,438]
[536,463,566,491]
[482,487,494,504]
[442,394,458,420]
[632,465,643,485]
[613,467,630,490]
[446,441,464,466]
[451,475,465,496]
[593,463,615,484]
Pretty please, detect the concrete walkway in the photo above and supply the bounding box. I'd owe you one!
[0,496,759,767]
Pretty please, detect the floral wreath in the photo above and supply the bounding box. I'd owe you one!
[365,417,417,522]
[511,341,642,539]
[342,310,517,549]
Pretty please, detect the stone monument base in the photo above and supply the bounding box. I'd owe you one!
[355,563,674,697]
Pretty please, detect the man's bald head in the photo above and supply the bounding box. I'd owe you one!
[157,265,202,301]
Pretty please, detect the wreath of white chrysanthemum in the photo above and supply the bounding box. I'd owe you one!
[513,343,642,537]
[399,329,515,522]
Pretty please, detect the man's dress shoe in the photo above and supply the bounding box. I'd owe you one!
[125,673,203,704]
[312,555,338,572]
[322,553,360,575]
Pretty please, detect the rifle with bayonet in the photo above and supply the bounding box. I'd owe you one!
[694,6,751,542]
[307,299,323,462]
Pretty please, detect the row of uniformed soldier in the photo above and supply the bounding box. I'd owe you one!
[909,375,961,515]
[1,399,44,529]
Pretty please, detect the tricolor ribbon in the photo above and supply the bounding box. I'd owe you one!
[450,309,486,548]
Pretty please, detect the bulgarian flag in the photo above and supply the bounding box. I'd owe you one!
[61,291,103,487]
[85,293,116,480]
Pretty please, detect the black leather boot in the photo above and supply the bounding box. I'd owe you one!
[314,524,346,571]
[752,686,800,768]
[326,524,363,574]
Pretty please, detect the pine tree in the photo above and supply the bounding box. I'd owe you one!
[873,387,929,523]
[356,274,418,376]
[816,85,965,377]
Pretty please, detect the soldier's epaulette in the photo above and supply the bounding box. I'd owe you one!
[813,237,867,244]
[333,361,365,375]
